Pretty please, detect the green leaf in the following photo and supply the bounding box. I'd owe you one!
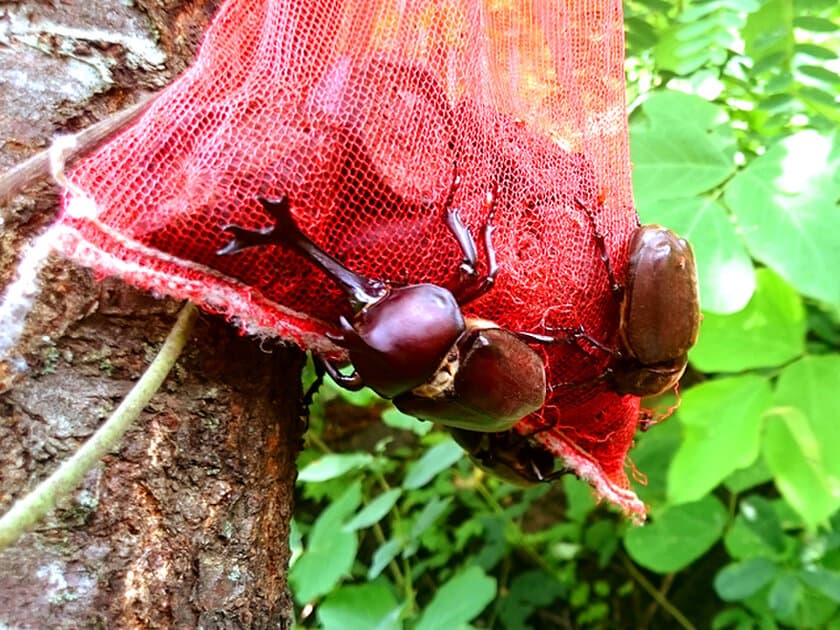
[714,557,779,601]
[328,381,383,408]
[668,376,772,503]
[639,196,755,314]
[289,518,303,568]
[738,495,787,554]
[637,90,726,129]
[655,13,739,75]
[724,499,790,560]
[801,567,840,604]
[689,268,806,372]
[563,475,597,522]
[342,488,402,532]
[742,0,794,66]
[403,440,464,489]
[297,452,374,482]
[764,355,840,528]
[318,583,402,630]
[584,521,620,568]
[498,570,565,630]
[797,64,840,87]
[623,495,728,573]
[711,607,757,629]
[631,93,735,207]
[410,497,452,540]
[795,43,838,61]
[724,130,840,308]
[628,414,683,510]
[764,406,835,528]
[793,16,838,33]
[724,456,773,494]
[414,566,496,630]
[368,538,403,580]
[290,482,362,603]
[769,573,802,618]
[798,87,840,123]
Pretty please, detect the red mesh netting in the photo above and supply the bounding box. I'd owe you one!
[55,0,646,517]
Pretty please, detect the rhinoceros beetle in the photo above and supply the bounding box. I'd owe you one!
[449,427,566,487]
[559,202,700,398]
[219,191,546,433]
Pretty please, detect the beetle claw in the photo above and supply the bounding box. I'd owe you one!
[321,358,365,391]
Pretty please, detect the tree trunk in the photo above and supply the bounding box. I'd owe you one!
[1,1,302,626]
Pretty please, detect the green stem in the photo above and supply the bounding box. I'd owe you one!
[620,551,696,630]
[0,302,197,550]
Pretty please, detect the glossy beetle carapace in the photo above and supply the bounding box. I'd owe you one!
[219,193,546,433]
[613,225,700,396]
[569,209,701,398]
[449,427,563,487]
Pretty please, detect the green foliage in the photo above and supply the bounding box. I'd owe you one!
[667,375,772,503]
[291,1,840,627]
[624,496,729,572]
[292,374,624,628]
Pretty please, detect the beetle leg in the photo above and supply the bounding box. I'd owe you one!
[442,170,479,278]
[302,357,326,408]
[574,197,624,301]
[320,357,365,391]
[433,163,485,290]
[519,324,619,359]
[299,357,327,432]
[451,183,500,306]
[516,325,587,346]
[548,368,612,392]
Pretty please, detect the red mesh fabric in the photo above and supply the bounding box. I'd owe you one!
[56,0,645,518]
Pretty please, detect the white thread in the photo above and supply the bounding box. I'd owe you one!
[0,226,60,363]
[0,134,96,365]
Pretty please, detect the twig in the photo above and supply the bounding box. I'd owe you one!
[0,301,197,551]
[0,92,157,206]
[620,551,696,630]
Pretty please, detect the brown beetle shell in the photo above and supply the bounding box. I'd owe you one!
[342,284,466,398]
[614,225,700,397]
[393,327,546,432]
[621,226,700,365]
[449,428,557,487]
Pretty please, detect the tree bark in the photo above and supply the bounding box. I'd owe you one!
[1,1,302,626]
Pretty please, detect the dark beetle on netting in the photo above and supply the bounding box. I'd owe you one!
[450,216,702,484]
[449,428,566,486]
[216,52,700,477]
[614,225,700,396]
[219,192,546,433]
[558,202,701,398]
[216,192,700,485]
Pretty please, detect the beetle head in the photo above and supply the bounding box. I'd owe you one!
[336,283,466,398]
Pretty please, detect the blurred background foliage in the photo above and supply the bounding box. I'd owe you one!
[290,1,840,628]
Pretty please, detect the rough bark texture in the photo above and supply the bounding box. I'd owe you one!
[1,1,302,626]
